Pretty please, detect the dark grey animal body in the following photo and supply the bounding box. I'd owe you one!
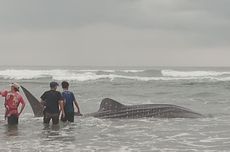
[21,86,44,117]
[86,98,204,118]
[21,86,204,119]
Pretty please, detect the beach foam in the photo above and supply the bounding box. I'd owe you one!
[162,70,230,77]
[1,69,230,82]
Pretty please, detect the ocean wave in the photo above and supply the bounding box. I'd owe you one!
[77,70,115,73]
[1,69,230,82]
[0,69,69,80]
[161,70,230,77]
[0,69,146,79]
[76,69,144,73]
[0,69,184,81]
[121,70,145,73]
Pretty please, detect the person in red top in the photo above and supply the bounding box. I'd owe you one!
[0,83,26,125]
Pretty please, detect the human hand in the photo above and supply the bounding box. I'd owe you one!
[62,112,65,118]
[17,112,21,117]
[5,106,9,110]
[76,112,83,116]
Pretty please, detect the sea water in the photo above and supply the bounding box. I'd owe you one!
[0,66,230,152]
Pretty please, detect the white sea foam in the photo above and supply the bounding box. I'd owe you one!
[121,70,145,73]
[0,69,199,81]
[0,69,69,80]
[162,70,230,77]
[1,69,230,82]
[74,69,144,73]
[77,70,115,73]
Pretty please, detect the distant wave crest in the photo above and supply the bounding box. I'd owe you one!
[0,69,171,81]
[1,69,230,82]
[0,69,147,81]
[161,70,230,77]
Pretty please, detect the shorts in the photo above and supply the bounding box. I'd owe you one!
[43,112,59,125]
[7,115,18,125]
[61,112,74,122]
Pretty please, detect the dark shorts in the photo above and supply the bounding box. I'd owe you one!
[43,112,59,125]
[7,115,18,125]
[61,112,74,122]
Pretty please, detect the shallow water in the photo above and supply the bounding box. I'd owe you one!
[0,67,230,151]
[0,116,230,152]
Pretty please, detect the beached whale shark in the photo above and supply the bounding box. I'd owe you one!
[85,98,204,118]
[21,86,204,119]
[21,86,44,117]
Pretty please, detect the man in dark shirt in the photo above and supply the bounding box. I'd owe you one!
[41,82,65,125]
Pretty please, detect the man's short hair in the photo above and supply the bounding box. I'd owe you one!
[50,81,59,88]
[61,81,69,89]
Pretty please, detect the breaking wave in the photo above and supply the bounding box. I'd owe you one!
[1,69,230,82]
[162,70,230,77]
[0,69,169,81]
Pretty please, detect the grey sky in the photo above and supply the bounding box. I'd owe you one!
[0,0,229,66]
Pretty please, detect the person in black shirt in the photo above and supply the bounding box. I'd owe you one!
[40,82,65,125]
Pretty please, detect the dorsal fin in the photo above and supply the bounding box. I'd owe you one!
[20,86,43,117]
[99,98,124,111]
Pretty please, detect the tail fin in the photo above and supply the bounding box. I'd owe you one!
[20,86,43,117]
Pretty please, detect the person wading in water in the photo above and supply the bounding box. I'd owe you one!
[0,83,26,125]
[40,82,65,125]
[61,81,82,122]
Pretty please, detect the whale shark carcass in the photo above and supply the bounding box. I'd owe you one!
[85,98,204,118]
[21,86,204,119]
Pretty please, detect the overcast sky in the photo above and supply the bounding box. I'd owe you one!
[0,0,229,66]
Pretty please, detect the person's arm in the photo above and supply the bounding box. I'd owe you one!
[58,92,65,118]
[4,102,9,120]
[2,91,8,119]
[0,90,4,95]
[72,93,82,115]
[74,100,81,114]
[0,90,8,97]
[59,100,65,118]
[18,95,26,116]
[40,92,47,107]
[40,99,46,106]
